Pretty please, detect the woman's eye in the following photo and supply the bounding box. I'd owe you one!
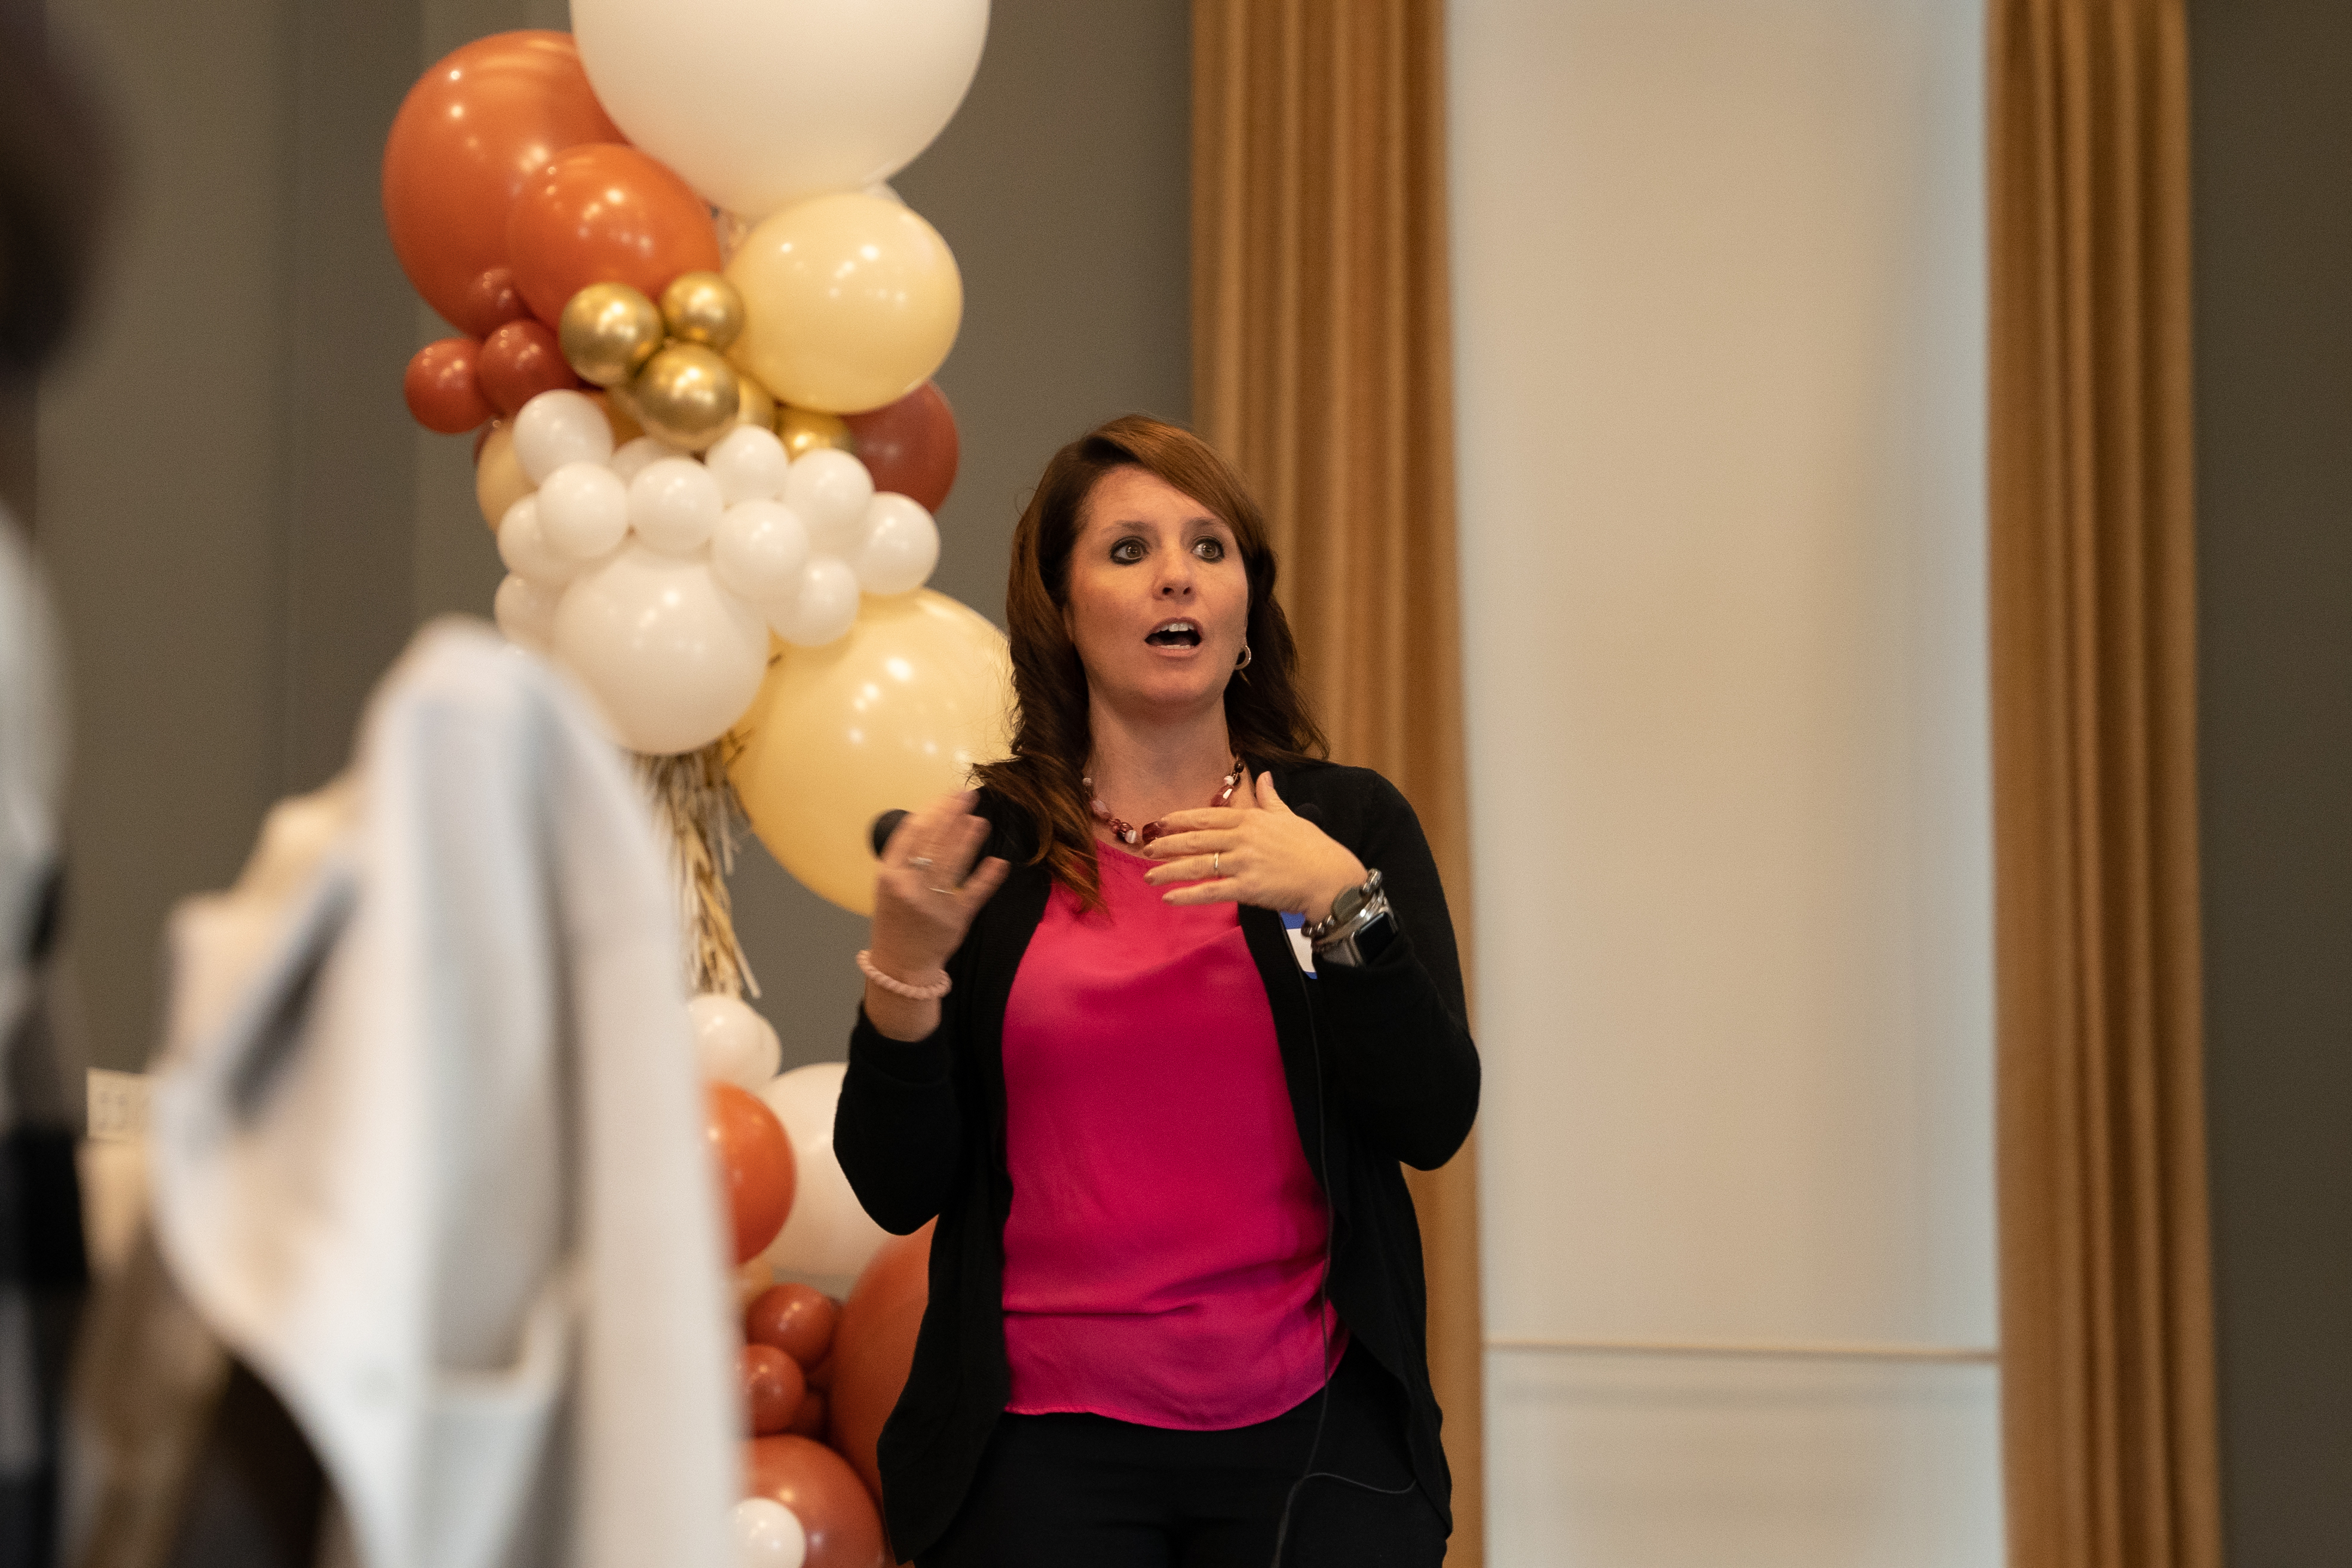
[1110,539,1146,564]
[1193,538,1226,561]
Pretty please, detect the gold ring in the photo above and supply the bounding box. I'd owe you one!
[1213,851,1221,875]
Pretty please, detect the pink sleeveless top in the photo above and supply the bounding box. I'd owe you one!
[998,841,1338,1429]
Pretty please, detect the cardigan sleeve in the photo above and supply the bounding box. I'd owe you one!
[1308,771,1480,1170]
[834,1006,964,1235]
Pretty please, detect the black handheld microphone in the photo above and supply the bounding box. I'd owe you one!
[869,809,909,859]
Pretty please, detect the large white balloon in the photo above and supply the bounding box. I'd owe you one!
[731,1498,808,1568]
[550,546,770,755]
[570,0,990,218]
[757,1062,888,1283]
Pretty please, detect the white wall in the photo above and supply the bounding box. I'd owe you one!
[1448,2,1998,1562]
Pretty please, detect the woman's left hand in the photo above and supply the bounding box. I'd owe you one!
[1144,770,1367,923]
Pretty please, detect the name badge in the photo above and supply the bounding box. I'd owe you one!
[1282,911,1316,977]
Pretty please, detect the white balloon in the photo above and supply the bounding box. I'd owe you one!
[496,496,583,586]
[492,574,559,651]
[610,435,668,484]
[732,1498,807,1568]
[629,457,725,556]
[688,993,782,1090]
[712,501,812,605]
[570,0,988,218]
[769,557,860,648]
[757,1063,889,1282]
[535,463,630,562]
[854,494,940,595]
[706,424,792,506]
[780,448,875,559]
[512,390,613,483]
[550,547,770,755]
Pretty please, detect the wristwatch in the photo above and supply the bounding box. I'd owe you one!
[1304,869,1398,967]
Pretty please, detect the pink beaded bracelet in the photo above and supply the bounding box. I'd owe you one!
[857,950,952,1002]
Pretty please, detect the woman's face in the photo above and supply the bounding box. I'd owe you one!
[1062,465,1251,723]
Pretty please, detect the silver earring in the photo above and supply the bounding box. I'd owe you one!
[1235,642,1252,671]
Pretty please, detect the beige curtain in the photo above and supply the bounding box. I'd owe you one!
[1989,3,2223,1565]
[1192,1,1482,1560]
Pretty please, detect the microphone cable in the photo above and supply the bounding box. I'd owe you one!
[1268,930,1416,1568]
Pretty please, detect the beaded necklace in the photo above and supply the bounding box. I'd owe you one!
[1082,756,1245,847]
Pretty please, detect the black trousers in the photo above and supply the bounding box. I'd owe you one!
[918,1345,1448,1567]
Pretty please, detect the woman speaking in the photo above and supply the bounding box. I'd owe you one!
[835,415,1478,1566]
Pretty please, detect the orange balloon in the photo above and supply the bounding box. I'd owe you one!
[841,381,959,513]
[828,1221,932,1506]
[744,1435,888,1568]
[746,1282,840,1370]
[381,32,624,330]
[404,338,491,434]
[742,1343,807,1438]
[506,145,722,327]
[458,265,532,339]
[786,1388,827,1438]
[476,318,580,416]
[709,1082,797,1265]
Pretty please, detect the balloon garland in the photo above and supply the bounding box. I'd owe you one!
[381,8,993,1562]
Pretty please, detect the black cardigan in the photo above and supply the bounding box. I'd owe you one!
[834,758,1480,1559]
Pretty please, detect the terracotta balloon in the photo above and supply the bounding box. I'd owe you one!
[458,266,532,338]
[746,1283,839,1370]
[730,591,1012,915]
[743,1436,887,1568]
[381,32,624,329]
[708,1082,797,1265]
[403,338,492,434]
[828,1222,933,1508]
[477,318,580,417]
[841,381,958,512]
[741,1343,808,1438]
[475,424,532,529]
[507,144,724,328]
[786,1389,827,1439]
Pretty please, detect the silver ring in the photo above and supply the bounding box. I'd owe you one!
[909,855,934,870]
[1213,851,1221,875]
[927,884,956,896]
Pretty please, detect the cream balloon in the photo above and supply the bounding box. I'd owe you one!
[569,0,987,219]
[755,1062,889,1284]
[731,589,1012,913]
[688,993,782,1091]
[475,425,532,530]
[725,194,963,415]
[550,546,770,756]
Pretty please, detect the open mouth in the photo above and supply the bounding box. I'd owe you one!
[1146,619,1202,648]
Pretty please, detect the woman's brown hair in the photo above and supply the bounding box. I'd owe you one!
[973,414,1327,904]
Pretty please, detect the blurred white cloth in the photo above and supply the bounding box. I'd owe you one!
[144,620,734,1568]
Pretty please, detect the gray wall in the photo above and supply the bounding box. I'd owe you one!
[2189,2,2352,1561]
[32,0,1189,1073]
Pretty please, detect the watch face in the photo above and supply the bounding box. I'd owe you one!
[1355,908,1398,963]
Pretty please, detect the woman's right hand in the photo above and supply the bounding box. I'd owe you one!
[863,789,1008,1039]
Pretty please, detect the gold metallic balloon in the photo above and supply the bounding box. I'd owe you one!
[632,341,741,451]
[559,283,665,388]
[736,371,775,430]
[660,270,746,351]
[774,404,856,461]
